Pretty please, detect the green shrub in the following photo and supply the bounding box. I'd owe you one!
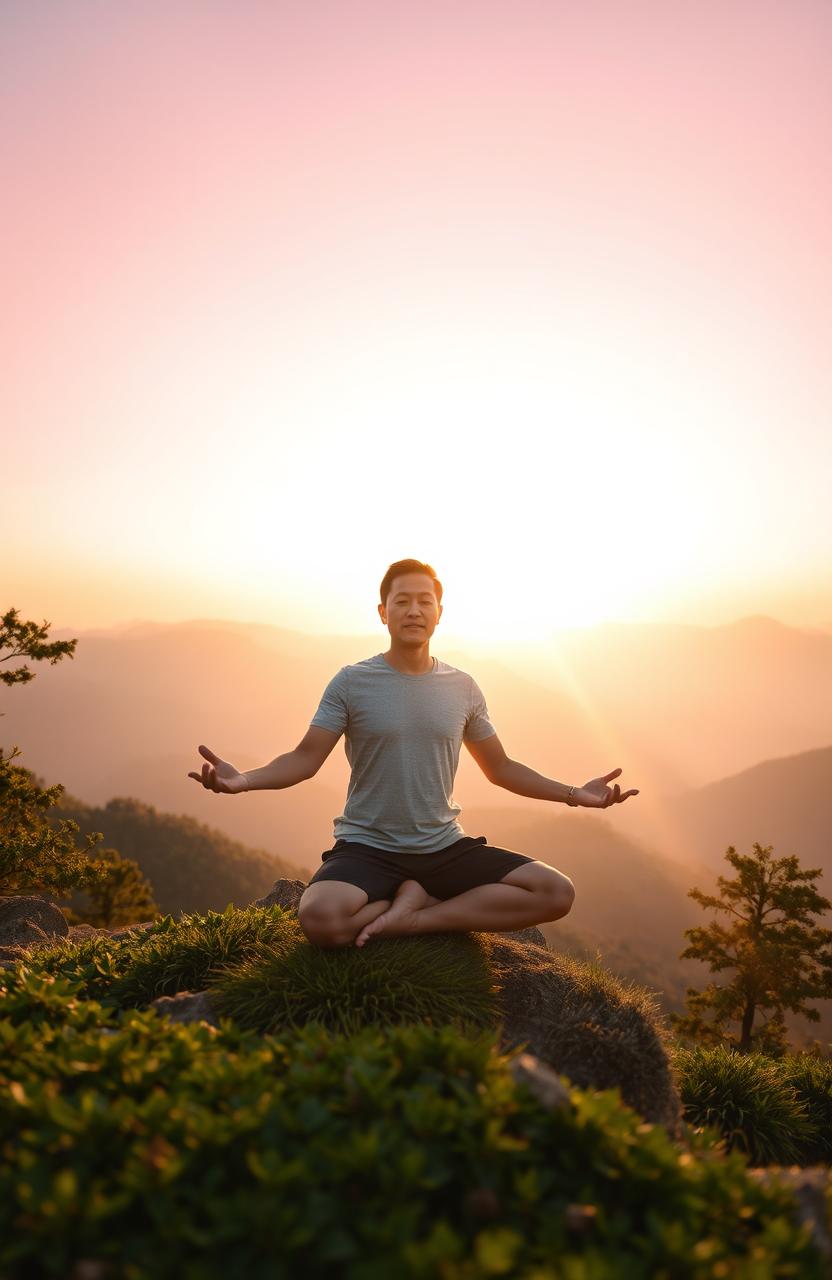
[775,1054,832,1165]
[671,1044,815,1166]
[10,906,296,1010]
[11,906,500,1040]
[0,971,827,1279]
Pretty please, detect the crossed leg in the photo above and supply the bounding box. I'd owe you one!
[298,861,575,950]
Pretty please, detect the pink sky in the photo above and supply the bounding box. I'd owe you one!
[3,1,831,639]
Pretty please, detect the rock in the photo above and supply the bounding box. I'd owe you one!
[253,879,306,912]
[0,920,51,950]
[0,944,29,967]
[149,989,220,1027]
[748,1166,832,1261]
[0,895,69,948]
[499,925,547,947]
[249,883,678,1127]
[109,920,156,940]
[481,933,683,1135]
[509,1051,572,1110]
[67,924,112,941]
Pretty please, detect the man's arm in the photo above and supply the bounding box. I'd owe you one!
[243,726,341,791]
[465,735,640,808]
[465,735,576,803]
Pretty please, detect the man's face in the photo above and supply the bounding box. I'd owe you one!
[378,573,442,645]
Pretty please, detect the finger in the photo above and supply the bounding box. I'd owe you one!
[622,789,640,800]
[603,768,622,782]
[199,745,221,764]
[187,772,201,782]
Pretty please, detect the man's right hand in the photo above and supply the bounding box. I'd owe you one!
[188,744,249,794]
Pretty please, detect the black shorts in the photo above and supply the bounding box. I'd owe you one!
[306,834,535,904]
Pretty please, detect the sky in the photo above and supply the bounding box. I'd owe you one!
[3,0,831,648]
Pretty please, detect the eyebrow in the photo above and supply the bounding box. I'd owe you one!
[394,593,434,600]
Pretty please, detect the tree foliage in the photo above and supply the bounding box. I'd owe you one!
[0,607,77,700]
[64,844,158,929]
[0,748,109,900]
[671,843,832,1054]
[0,608,157,927]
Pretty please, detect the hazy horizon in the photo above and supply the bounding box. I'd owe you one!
[38,606,832,651]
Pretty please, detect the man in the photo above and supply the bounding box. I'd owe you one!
[189,558,639,949]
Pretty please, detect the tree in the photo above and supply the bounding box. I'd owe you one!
[64,845,158,929]
[0,748,109,899]
[0,607,77,699]
[0,607,156,927]
[671,843,832,1054]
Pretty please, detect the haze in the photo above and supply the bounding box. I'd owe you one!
[2,1,831,643]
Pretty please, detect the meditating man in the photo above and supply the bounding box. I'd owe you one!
[189,557,639,949]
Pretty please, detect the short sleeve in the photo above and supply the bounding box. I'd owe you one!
[464,676,497,742]
[310,667,349,736]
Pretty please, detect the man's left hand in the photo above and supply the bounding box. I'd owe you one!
[575,768,639,808]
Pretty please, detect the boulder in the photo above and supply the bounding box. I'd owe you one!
[67,924,112,941]
[248,882,679,1127]
[146,911,679,1132]
[253,878,306,911]
[109,920,156,940]
[253,878,548,947]
[748,1167,832,1261]
[0,901,154,964]
[508,1051,572,1111]
[0,895,69,948]
[149,989,220,1027]
[481,933,682,1135]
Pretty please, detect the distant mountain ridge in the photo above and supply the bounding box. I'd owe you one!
[50,791,308,917]
[666,744,832,877]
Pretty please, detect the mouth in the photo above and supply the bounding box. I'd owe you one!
[404,625,424,630]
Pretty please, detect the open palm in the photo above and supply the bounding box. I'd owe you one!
[578,767,639,808]
[187,744,249,794]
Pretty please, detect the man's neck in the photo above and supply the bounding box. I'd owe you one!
[382,644,434,675]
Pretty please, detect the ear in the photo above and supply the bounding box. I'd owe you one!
[377,603,386,623]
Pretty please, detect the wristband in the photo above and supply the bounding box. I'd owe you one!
[566,785,579,806]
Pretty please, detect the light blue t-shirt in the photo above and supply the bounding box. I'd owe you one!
[309,652,497,853]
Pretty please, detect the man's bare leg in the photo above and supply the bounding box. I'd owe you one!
[353,881,441,948]
[354,878,553,947]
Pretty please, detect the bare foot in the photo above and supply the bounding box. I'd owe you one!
[354,880,437,947]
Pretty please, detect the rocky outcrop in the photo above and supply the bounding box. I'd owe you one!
[0,896,154,968]
[109,921,156,940]
[481,932,682,1135]
[0,895,71,966]
[0,885,679,1132]
[149,990,220,1027]
[254,878,308,912]
[0,895,69,946]
[146,884,681,1133]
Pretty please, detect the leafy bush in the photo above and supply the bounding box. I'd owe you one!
[0,968,827,1279]
[671,1044,818,1166]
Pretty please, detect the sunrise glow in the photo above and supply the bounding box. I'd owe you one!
[2,1,830,640]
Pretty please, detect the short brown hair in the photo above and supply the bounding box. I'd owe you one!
[380,559,443,606]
